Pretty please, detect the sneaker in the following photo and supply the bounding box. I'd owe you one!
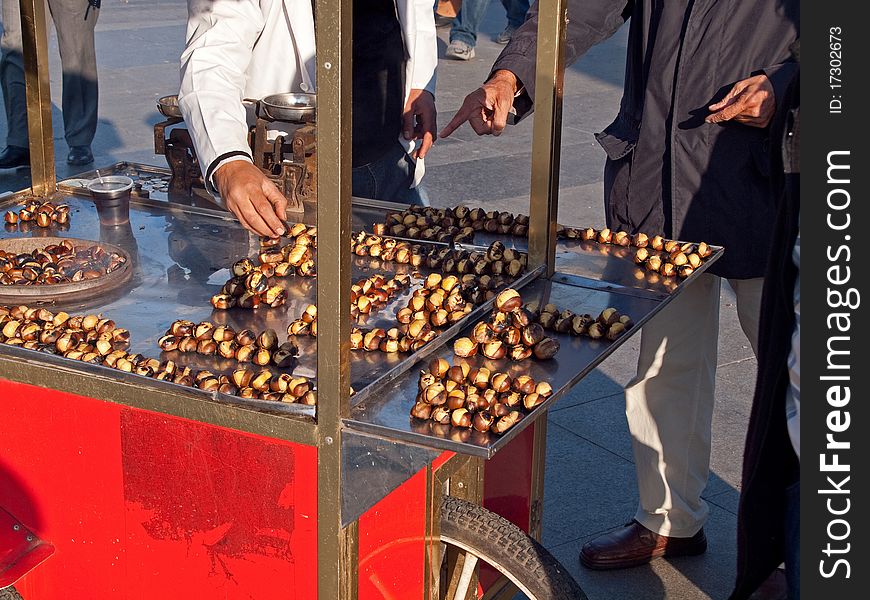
[445,40,475,61]
[495,26,516,45]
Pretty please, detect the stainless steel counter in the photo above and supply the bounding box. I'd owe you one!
[2,162,722,457]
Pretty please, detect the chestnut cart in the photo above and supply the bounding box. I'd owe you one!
[0,1,720,599]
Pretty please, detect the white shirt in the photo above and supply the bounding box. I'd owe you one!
[178,0,437,194]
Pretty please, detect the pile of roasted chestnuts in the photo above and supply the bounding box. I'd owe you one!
[524,301,633,341]
[211,223,317,310]
[0,240,127,286]
[453,288,560,361]
[159,320,299,368]
[4,200,70,230]
[409,356,554,435]
[634,239,712,279]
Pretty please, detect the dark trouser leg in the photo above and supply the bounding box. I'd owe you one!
[500,0,531,29]
[351,142,423,205]
[784,481,800,599]
[1,0,29,148]
[449,0,491,46]
[47,0,98,148]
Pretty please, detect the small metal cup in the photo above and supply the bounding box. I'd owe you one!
[88,176,133,226]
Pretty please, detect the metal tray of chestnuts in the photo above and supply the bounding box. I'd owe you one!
[0,237,133,304]
[0,181,723,458]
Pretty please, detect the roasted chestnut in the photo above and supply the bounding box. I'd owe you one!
[492,411,522,435]
[429,357,450,379]
[495,288,522,312]
[509,345,532,361]
[482,340,506,360]
[523,392,545,411]
[450,408,472,428]
[533,337,560,360]
[411,401,433,420]
[431,407,451,424]
[512,375,536,395]
[232,258,254,277]
[453,337,478,358]
[586,322,605,339]
[598,307,619,326]
[473,411,494,433]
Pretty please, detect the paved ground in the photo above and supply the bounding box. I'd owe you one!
[1,2,757,598]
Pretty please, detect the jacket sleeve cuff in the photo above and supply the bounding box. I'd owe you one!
[761,61,799,120]
[205,151,254,198]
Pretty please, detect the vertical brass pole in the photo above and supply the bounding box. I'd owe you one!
[19,0,56,196]
[528,415,549,541]
[527,0,568,277]
[315,0,356,598]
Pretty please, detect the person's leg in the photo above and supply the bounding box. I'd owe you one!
[500,0,531,29]
[354,142,423,205]
[1,0,29,148]
[47,0,99,150]
[627,273,722,537]
[784,481,800,599]
[727,277,764,354]
[351,163,379,201]
[374,143,423,205]
[450,0,491,47]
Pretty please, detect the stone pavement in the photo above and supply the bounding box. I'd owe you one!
[1,2,757,598]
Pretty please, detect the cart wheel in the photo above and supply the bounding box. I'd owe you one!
[440,496,587,600]
[0,587,23,600]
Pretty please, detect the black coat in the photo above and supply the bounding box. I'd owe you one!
[730,62,800,599]
[492,0,799,278]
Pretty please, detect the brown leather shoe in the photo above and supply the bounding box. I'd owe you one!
[579,520,707,570]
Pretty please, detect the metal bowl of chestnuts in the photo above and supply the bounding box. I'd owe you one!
[0,237,133,304]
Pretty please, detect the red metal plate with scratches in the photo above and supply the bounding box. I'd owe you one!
[120,408,318,599]
[0,379,318,599]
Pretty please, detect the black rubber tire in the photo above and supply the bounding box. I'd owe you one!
[440,496,587,600]
[0,587,23,600]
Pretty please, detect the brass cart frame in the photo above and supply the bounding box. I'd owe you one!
[7,1,668,598]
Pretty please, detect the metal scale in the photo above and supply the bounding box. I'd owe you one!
[154,93,316,213]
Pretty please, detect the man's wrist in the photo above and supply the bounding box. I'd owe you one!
[210,155,253,194]
[487,69,520,95]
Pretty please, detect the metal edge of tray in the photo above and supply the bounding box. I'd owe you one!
[341,249,723,459]
[348,264,545,408]
[0,343,318,445]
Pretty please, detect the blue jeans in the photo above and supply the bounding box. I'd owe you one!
[352,141,424,205]
[784,481,800,599]
[450,0,531,47]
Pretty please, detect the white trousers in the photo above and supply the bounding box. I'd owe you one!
[626,274,763,537]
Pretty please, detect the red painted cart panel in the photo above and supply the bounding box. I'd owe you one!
[1,380,318,599]
[1,378,537,599]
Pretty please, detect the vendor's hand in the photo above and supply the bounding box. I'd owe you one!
[439,70,519,138]
[403,88,437,159]
[213,161,287,237]
[706,74,775,128]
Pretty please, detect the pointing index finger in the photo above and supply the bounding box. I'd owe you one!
[439,106,471,139]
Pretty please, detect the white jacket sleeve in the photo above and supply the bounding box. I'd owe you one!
[398,0,438,98]
[178,0,265,192]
